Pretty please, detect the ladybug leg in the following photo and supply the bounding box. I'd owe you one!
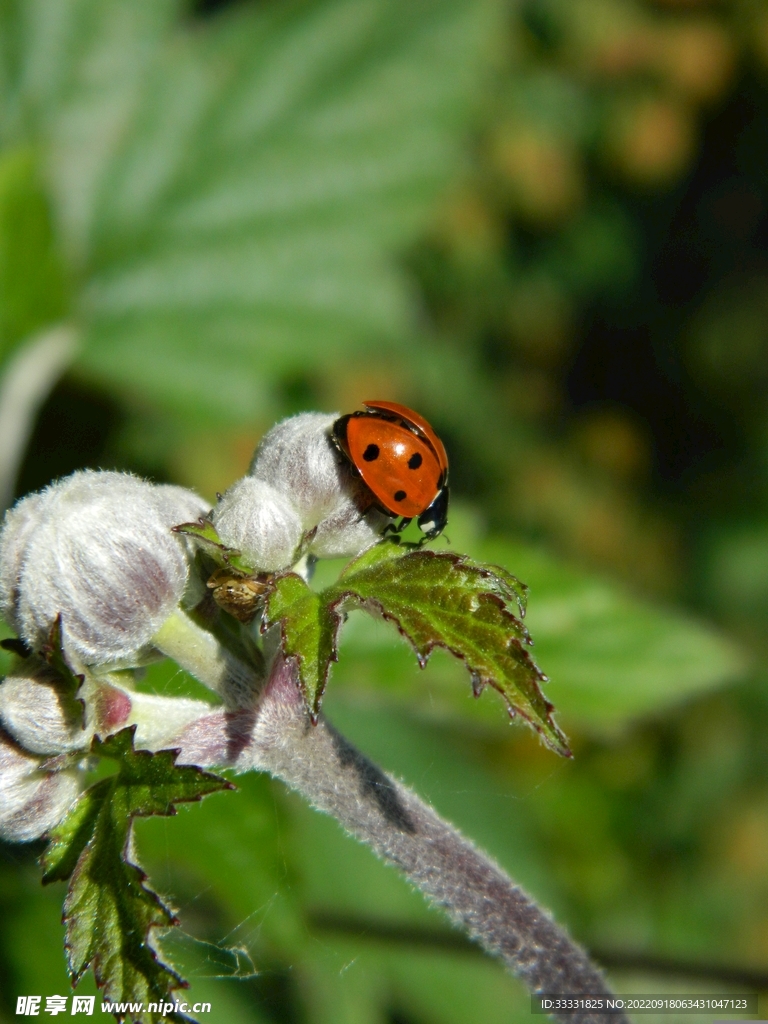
[381,517,411,538]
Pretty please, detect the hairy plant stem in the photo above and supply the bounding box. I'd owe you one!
[151,609,262,709]
[169,655,628,1024]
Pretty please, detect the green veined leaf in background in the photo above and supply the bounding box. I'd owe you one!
[481,536,748,734]
[0,147,69,361]
[0,0,180,257]
[1,0,502,425]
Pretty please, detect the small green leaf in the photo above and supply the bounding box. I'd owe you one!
[173,519,254,574]
[263,573,343,721]
[341,541,529,619]
[264,545,562,749]
[329,550,569,755]
[41,727,232,1022]
[89,728,233,818]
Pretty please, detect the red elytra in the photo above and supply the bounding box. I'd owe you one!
[332,400,450,539]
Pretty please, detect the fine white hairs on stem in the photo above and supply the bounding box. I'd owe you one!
[0,471,210,668]
[248,412,390,559]
[124,689,214,753]
[212,477,302,572]
[151,608,263,710]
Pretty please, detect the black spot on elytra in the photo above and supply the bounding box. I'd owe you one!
[363,444,380,462]
[407,452,422,470]
[394,490,407,502]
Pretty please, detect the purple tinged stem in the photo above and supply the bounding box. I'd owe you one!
[170,657,626,1024]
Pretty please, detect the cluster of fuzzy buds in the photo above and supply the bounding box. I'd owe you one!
[0,470,213,840]
[213,412,390,570]
[0,413,391,841]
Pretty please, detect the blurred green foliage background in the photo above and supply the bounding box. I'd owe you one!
[2,0,768,1021]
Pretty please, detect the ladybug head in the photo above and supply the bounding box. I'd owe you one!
[416,484,449,541]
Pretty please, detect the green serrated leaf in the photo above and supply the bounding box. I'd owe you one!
[340,541,529,622]
[173,520,255,574]
[41,727,232,1023]
[90,728,233,818]
[328,523,749,737]
[263,573,342,721]
[328,550,569,755]
[41,781,110,885]
[473,561,529,619]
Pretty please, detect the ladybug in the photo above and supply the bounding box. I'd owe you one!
[332,400,449,540]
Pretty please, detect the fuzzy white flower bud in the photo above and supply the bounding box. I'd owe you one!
[0,491,47,636]
[250,413,350,523]
[0,730,80,842]
[212,477,302,571]
[153,484,213,528]
[310,498,390,560]
[0,660,91,755]
[249,412,389,560]
[0,471,210,668]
